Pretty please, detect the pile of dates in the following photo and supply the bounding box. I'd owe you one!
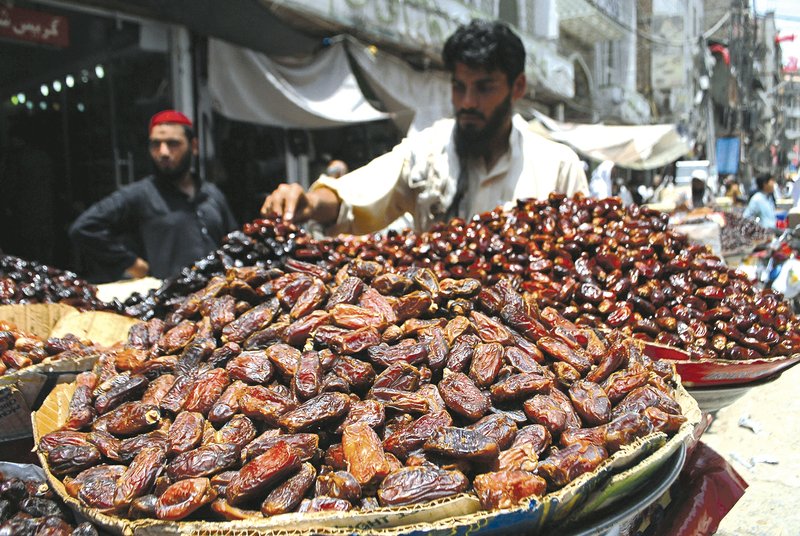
[38,259,687,522]
[314,195,800,361]
[0,470,97,535]
[0,254,110,311]
[123,195,800,361]
[120,221,305,320]
[0,321,99,378]
[720,213,773,255]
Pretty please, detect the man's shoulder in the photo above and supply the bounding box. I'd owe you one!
[103,176,158,201]
[120,176,158,192]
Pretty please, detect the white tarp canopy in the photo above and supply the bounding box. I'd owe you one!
[346,39,451,135]
[529,111,691,170]
[208,38,389,128]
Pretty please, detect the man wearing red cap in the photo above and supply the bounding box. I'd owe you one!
[69,110,237,281]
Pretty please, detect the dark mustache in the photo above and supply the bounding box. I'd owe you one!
[457,109,485,120]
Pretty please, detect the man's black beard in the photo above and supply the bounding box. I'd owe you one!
[454,94,512,159]
[151,150,193,183]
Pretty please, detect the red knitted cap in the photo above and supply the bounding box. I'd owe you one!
[149,110,192,133]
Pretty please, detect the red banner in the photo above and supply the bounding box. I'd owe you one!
[0,6,69,48]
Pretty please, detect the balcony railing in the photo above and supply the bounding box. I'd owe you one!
[556,0,626,44]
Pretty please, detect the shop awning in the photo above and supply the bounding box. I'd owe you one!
[208,38,389,128]
[529,112,691,170]
[346,39,451,135]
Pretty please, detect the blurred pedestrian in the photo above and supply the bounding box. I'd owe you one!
[743,174,777,229]
[589,160,614,199]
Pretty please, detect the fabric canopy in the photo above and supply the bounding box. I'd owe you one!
[346,39,451,135]
[529,112,690,170]
[208,38,389,128]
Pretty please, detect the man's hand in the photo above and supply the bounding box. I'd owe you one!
[260,183,340,225]
[125,257,149,279]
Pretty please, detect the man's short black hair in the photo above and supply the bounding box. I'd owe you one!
[755,174,772,190]
[182,125,196,142]
[442,19,526,84]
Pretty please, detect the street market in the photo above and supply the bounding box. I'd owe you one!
[2,1,800,536]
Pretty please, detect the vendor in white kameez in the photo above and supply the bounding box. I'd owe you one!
[260,19,588,235]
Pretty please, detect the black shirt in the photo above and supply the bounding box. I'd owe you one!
[69,175,237,281]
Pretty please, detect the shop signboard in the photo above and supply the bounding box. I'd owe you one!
[0,5,69,48]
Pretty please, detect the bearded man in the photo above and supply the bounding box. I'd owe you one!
[261,19,588,235]
[69,110,237,281]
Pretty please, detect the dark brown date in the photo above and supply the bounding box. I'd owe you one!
[215,414,257,449]
[155,477,217,520]
[490,372,552,403]
[167,443,240,480]
[377,466,469,507]
[383,410,453,459]
[167,411,205,455]
[293,351,321,401]
[342,422,390,486]
[226,442,301,505]
[423,426,499,462]
[278,392,351,433]
[226,351,274,385]
[242,432,319,463]
[438,372,490,421]
[568,380,612,426]
[537,442,608,489]
[261,463,316,516]
[94,402,161,437]
[113,446,166,508]
[182,367,231,415]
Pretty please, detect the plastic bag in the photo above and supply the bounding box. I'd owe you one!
[652,441,748,536]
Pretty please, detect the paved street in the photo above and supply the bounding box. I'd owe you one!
[700,364,800,535]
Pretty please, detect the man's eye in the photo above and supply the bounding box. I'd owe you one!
[149,140,182,149]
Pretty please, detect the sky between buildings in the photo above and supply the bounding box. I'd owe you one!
[760,0,800,65]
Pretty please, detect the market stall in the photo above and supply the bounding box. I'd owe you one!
[3,194,782,534]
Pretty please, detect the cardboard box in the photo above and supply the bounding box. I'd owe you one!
[31,381,700,536]
[0,303,138,442]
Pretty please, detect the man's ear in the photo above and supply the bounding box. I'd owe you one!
[511,73,526,100]
[191,137,199,156]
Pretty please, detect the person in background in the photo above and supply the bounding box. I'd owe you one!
[69,110,237,282]
[743,174,777,229]
[260,19,588,235]
[723,176,746,206]
[588,160,613,199]
[614,177,635,206]
[791,174,800,207]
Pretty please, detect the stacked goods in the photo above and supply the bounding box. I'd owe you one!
[120,222,305,320]
[720,212,773,255]
[0,320,97,378]
[0,255,110,311]
[0,469,97,535]
[121,195,800,362]
[37,260,688,524]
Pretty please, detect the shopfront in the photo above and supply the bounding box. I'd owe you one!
[1,1,410,278]
[1,1,172,270]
